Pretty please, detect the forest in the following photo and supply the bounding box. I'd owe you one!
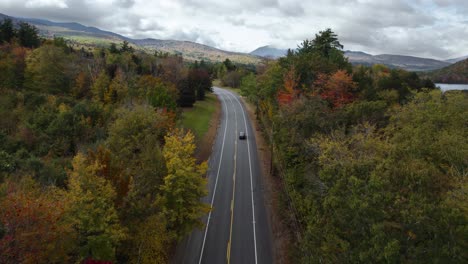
[0,19,214,263]
[1,16,467,263]
[240,29,467,263]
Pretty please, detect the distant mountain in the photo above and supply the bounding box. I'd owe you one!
[0,13,10,20]
[23,18,128,41]
[0,13,261,64]
[250,45,288,59]
[371,54,451,71]
[250,45,452,71]
[421,58,468,84]
[445,55,468,64]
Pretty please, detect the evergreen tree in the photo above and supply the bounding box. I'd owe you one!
[0,18,15,43]
[17,22,41,48]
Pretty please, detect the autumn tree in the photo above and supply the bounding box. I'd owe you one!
[0,178,76,263]
[24,43,72,93]
[106,105,170,219]
[73,71,92,99]
[188,68,212,100]
[157,129,209,239]
[129,214,174,264]
[91,70,111,103]
[66,153,126,262]
[291,91,468,263]
[280,28,350,91]
[277,66,299,106]
[86,146,129,207]
[105,69,128,104]
[159,56,186,85]
[136,75,178,110]
[0,43,27,89]
[316,70,357,107]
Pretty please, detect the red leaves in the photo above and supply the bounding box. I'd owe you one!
[277,91,294,106]
[0,181,73,263]
[315,70,357,108]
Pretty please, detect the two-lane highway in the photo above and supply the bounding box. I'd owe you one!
[173,87,273,264]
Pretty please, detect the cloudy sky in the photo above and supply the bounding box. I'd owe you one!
[0,0,467,59]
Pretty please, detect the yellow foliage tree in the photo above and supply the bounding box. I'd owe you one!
[130,214,175,264]
[67,153,126,262]
[158,129,210,239]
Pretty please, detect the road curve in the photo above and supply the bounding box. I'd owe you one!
[173,87,273,264]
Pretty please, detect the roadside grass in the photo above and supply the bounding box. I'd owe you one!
[180,92,217,140]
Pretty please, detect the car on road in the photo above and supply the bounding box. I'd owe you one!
[239,131,246,140]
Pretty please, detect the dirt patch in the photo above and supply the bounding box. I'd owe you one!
[195,93,221,163]
[239,96,291,264]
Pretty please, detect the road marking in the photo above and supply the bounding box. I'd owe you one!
[225,90,258,264]
[226,93,238,264]
[198,90,229,264]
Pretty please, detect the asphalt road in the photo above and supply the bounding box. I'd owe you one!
[173,87,273,264]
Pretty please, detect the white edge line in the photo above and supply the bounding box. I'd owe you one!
[198,89,229,264]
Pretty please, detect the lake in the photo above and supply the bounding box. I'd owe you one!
[436,83,468,92]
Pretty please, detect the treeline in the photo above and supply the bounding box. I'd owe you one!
[241,29,467,263]
[0,20,212,263]
[0,18,41,48]
[210,58,256,88]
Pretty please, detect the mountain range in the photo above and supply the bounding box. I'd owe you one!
[0,13,261,64]
[250,45,467,72]
[1,13,466,71]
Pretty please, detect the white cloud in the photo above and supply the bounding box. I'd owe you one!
[25,0,67,8]
[0,0,467,59]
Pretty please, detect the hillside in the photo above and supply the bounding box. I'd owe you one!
[421,58,468,84]
[250,45,452,71]
[0,13,261,64]
[372,54,450,71]
[135,39,261,64]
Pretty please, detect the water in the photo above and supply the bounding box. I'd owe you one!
[436,83,468,92]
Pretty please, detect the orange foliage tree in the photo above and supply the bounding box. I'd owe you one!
[315,70,357,107]
[277,66,299,106]
[0,179,76,263]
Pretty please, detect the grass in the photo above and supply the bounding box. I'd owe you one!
[180,93,217,140]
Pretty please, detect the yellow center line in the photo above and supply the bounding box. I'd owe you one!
[227,101,238,264]
[227,138,237,263]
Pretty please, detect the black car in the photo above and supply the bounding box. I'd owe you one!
[239,131,246,140]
